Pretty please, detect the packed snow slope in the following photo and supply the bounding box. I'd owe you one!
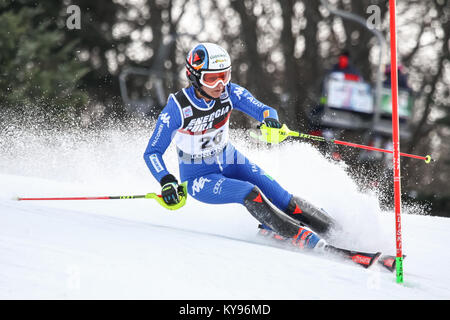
[0,124,449,299]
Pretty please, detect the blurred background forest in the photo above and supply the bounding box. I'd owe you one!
[0,0,449,216]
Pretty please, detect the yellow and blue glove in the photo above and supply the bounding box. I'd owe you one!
[256,118,292,144]
[260,117,282,129]
[160,174,185,205]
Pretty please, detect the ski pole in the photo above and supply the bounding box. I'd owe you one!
[297,132,432,163]
[16,182,188,211]
[251,124,433,164]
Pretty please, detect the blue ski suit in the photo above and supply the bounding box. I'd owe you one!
[143,83,293,212]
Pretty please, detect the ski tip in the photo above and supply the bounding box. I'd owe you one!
[379,255,396,272]
[378,254,407,272]
[324,245,383,269]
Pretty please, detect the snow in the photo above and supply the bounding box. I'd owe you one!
[1,126,449,299]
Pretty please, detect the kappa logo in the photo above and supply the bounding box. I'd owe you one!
[160,112,170,128]
[192,177,211,196]
[233,86,244,100]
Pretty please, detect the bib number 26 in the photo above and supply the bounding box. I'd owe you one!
[201,130,224,150]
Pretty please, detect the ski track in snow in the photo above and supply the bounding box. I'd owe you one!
[0,126,449,299]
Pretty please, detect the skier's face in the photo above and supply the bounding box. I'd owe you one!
[201,82,225,100]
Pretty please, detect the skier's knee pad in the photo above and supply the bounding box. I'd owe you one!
[244,186,304,238]
[285,195,339,236]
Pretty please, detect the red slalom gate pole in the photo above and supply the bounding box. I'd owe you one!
[389,0,404,284]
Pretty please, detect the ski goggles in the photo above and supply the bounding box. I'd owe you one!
[199,68,231,88]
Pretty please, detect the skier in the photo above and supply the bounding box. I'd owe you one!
[143,43,337,251]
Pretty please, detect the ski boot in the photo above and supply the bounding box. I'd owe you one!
[257,224,326,252]
[284,195,339,236]
[291,226,327,251]
[244,186,328,251]
[244,187,305,238]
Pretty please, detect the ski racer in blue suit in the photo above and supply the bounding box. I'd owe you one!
[144,43,336,250]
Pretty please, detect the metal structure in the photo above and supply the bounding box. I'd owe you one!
[119,35,175,116]
[309,0,414,168]
[119,0,205,116]
[320,0,387,135]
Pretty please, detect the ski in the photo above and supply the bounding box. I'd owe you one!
[257,224,381,269]
[378,254,407,272]
[324,245,381,269]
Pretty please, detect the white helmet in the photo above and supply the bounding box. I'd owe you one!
[185,43,231,97]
